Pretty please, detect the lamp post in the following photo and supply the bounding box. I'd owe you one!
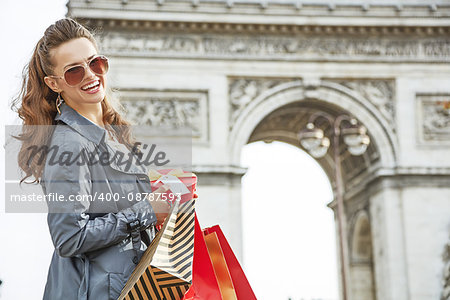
[298,112,370,300]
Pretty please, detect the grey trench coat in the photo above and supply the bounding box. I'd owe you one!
[40,102,158,300]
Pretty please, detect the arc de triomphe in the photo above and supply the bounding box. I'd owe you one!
[67,1,450,299]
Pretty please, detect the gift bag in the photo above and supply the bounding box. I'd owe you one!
[118,197,196,300]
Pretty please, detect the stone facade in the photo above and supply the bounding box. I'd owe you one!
[67,1,450,299]
[443,235,450,300]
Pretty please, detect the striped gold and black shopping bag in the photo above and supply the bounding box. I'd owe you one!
[118,198,195,300]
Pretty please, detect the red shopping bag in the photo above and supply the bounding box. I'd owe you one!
[203,231,238,299]
[182,214,223,300]
[203,226,257,300]
[183,223,257,300]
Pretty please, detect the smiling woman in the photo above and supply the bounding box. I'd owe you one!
[13,18,132,184]
[11,18,173,300]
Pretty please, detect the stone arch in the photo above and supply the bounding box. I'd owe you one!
[228,79,397,170]
[227,78,392,299]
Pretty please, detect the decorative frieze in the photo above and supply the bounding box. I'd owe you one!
[416,94,450,144]
[96,32,450,62]
[118,89,209,143]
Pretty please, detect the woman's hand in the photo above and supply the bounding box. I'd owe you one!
[147,186,198,226]
[147,185,171,226]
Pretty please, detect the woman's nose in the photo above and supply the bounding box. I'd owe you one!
[84,65,97,79]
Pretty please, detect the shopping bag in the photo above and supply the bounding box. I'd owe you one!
[149,168,197,232]
[118,197,224,300]
[203,226,257,300]
[183,224,257,300]
[118,198,196,300]
[181,214,223,300]
[118,179,255,299]
[203,231,238,299]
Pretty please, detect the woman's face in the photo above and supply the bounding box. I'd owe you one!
[44,37,106,108]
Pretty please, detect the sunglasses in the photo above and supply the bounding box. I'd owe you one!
[48,55,109,87]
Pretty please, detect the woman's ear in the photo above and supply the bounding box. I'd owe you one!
[43,76,61,93]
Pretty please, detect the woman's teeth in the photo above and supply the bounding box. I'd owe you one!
[81,81,100,91]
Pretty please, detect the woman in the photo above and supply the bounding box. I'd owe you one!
[14,18,175,299]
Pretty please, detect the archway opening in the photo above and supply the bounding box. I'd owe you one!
[241,140,338,300]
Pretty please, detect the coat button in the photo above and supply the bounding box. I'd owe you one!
[133,256,138,264]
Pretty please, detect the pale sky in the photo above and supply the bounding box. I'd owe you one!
[0,1,338,299]
[241,141,337,300]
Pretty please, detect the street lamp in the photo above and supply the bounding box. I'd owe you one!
[342,119,371,156]
[298,112,370,300]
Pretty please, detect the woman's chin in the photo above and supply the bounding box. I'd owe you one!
[80,90,106,103]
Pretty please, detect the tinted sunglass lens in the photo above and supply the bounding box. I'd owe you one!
[64,66,85,86]
[90,57,108,75]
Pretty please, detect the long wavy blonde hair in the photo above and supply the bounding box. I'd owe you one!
[12,18,134,183]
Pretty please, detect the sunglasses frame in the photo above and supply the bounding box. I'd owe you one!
[47,54,109,87]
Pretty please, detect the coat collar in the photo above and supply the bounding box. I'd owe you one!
[54,102,106,144]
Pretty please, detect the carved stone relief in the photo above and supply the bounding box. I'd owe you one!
[228,78,296,128]
[97,32,450,61]
[228,77,395,136]
[417,94,450,144]
[329,79,395,124]
[118,90,209,143]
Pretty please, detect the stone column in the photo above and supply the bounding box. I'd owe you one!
[194,166,247,263]
[369,184,410,300]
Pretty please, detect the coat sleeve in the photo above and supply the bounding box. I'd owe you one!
[42,137,157,258]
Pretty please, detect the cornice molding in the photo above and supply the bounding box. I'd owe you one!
[79,18,450,36]
[68,0,450,20]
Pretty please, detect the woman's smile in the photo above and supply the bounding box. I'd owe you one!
[79,77,105,96]
[81,79,101,93]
